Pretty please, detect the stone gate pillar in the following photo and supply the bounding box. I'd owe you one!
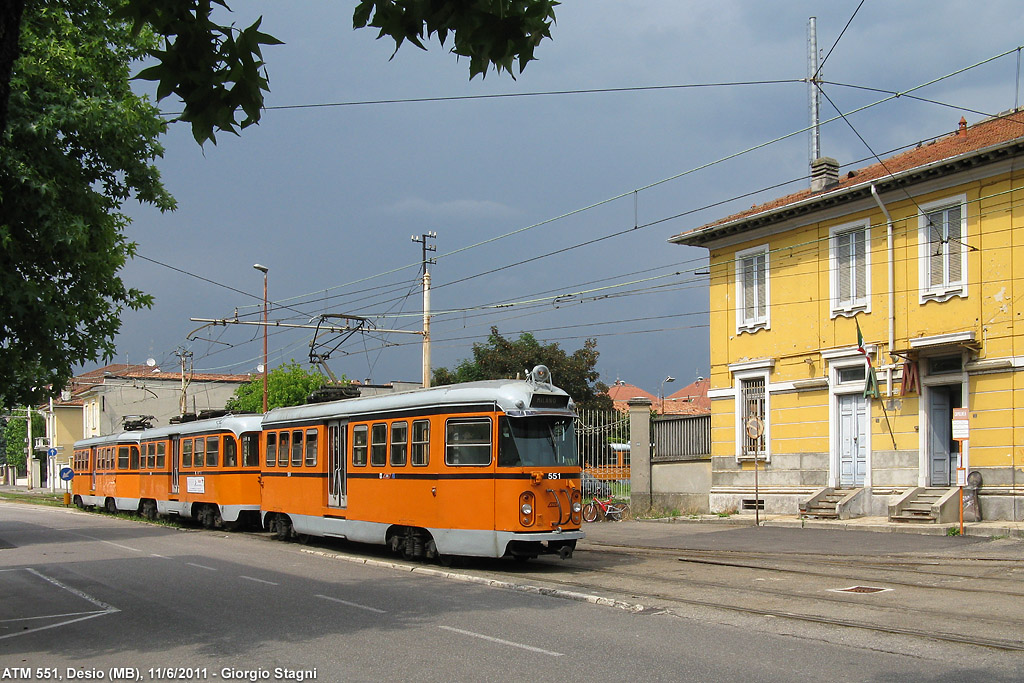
[628,397,652,511]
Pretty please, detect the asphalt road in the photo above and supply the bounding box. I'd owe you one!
[2,502,1022,681]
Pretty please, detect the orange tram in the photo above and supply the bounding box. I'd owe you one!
[72,367,584,561]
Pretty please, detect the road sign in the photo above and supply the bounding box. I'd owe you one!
[952,408,970,441]
[59,467,74,481]
[47,447,58,457]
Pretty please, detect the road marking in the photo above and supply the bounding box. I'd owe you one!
[314,594,386,613]
[186,562,218,571]
[438,625,564,656]
[240,575,279,586]
[151,554,170,559]
[0,569,119,642]
[64,531,142,553]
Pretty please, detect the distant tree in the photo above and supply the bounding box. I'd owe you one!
[0,0,174,409]
[2,409,43,473]
[432,327,612,410]
[0,0,560,146]
[225,361,338,412]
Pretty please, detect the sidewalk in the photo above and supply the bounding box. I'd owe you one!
[634,511,1024,539]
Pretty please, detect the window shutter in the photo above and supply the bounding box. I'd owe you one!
[853,230,867,300]
[947,205,962,283]
[743,257,755,320]
[927,211,944,289]
[836,232,852,302]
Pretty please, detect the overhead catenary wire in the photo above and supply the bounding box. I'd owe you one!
[134,44,1024,376]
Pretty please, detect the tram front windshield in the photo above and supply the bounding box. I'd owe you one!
[498,416,578,467]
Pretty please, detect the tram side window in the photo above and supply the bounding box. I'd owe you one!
[278,431,290,467]
[194,437,206,468]
[118,446,130,470]
[130,446,140,470]
[291,430,303,466]
[305,428,318,466]
[156,443,166,468]
[207,436,219,467]
[412,420,430,466]
[370,423,387,466]
[146,444,156,469]
[352,425,368,466]
[183,439,193,468]
[266,432,277,467]
[390,422,408,466]
[242,433,259,467]
[224,437,237,467]
[446,418,492,466]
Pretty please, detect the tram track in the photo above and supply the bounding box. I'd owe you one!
[499,558,1024,652]
[583,542,1024,596]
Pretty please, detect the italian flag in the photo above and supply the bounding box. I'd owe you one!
[856,318,880,398]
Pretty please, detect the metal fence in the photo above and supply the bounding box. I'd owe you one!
[576,408,630,497]
[652,413,711,460]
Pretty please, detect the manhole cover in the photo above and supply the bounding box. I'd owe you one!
[831,585,892,594]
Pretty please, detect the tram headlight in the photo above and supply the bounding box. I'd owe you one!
[519,491,536,527]
[572,502,582,513]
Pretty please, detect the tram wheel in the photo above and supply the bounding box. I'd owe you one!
[273,515,293,541]
[104,498,117,514]
[73,495,84,509]
[141,500,157,520]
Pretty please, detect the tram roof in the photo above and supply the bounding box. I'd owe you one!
[74,414,265,448]
[263,378,573,426]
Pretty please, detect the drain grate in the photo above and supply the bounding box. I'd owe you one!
[831,585,892,594]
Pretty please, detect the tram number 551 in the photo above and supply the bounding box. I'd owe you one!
[546,473,561,479]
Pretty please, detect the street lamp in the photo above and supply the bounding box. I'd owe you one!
[253,263,269,413]
[659,375,675,413]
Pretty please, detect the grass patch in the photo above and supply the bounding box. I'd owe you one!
[0,491,66,507]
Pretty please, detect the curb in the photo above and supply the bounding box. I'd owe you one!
[299,547,648,613]
[634,515,1024,539]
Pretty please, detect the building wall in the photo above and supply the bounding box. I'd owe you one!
[703,164,1023,519]
[82,379,246,437]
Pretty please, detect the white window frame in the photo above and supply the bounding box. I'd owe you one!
[735,244,770,334]
[829,219,871,317]
[730,361,772,463]
[918,194,968,303]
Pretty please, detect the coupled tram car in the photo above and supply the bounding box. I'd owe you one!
[71,365,584,561]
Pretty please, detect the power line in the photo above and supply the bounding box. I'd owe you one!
[161,80,804,118]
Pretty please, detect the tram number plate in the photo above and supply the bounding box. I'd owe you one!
[546,473,561,479]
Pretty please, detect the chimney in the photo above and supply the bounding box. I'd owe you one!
[958,116,967,136]
[810,156,839,192]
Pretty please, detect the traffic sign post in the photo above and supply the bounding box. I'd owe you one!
[952,408,969,535]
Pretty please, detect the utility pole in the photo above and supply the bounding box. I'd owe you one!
[175,348,193,416]
[412,232,437,388]
[253,263,269,412]
[25,405,32,490]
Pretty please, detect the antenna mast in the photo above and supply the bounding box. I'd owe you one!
[807,16,822,171]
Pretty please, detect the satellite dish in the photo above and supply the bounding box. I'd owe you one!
[257,364,265,373]
[146,358,156,367]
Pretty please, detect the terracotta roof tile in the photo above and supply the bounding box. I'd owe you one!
[675,111,1024,239]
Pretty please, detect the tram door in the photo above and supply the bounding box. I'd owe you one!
[170,436,180,495]
[90,448,96,491]
[327,421,347,508]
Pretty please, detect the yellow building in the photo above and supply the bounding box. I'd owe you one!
[671,112,1024,523]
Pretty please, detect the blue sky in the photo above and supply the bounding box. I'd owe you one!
[105,1,1024,396]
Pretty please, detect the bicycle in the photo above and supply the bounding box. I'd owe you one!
[582,496,630,522]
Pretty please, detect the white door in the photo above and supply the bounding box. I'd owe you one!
[327,421,347,508]
[838,393,867,487]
